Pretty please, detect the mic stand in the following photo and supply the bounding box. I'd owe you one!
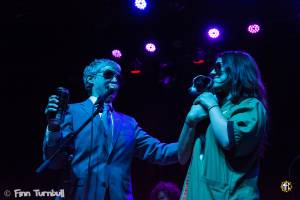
[36,97,106,174]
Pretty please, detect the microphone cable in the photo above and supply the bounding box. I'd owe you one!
[84,103,96,199]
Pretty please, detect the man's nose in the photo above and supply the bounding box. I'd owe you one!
[110,76,119,83]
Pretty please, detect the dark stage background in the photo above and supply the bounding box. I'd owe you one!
[1,0,300,199]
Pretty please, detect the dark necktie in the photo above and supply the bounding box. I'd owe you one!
[102,104,113,153]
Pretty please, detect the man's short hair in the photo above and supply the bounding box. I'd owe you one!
[82,58,121,95]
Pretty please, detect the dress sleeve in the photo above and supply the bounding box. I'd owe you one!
[226,98,267,157]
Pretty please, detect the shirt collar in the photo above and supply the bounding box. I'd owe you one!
[89,96,113,111]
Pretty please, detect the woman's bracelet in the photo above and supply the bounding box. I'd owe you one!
[208,104,219,112]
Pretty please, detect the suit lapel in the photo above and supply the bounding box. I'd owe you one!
[80,98,103,124]
[80,99,113,158]
[110,111,121,153]
[80,99,95,114]
[79,99,121,156]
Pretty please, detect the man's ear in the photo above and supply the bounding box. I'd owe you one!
[87,75,94,84]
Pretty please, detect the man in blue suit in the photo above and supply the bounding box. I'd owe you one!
[43,58,178,200]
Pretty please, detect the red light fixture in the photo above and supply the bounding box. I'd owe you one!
[192,59,205,65]
[130,70,142,74]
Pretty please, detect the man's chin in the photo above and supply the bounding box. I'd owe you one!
[105,93,118,103]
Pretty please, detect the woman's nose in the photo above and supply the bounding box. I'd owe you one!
[210,69,216,76]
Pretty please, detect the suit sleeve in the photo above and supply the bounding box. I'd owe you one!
[133,121,178,165]
[226,98,267,157]
[42,107,73,169]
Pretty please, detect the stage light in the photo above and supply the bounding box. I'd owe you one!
[135,0,147,10]
[248,24,260,34]
[192,49,206,65]
[112,49,122,58]
[159,76,174,87]
[193,59,205,65]
[145,42,156,53]
[158,61,176,87]
[208,28,220,39]
[130,70,141,74]
[129,58,143,75]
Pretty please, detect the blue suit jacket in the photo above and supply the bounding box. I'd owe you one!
[43,99,178,200]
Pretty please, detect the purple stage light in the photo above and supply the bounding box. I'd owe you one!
[208,28,220,39]
[135,0,147,10]
[112,49,122,58]
[161,76,172,86]
[248,24,260,34]
[145,43,156,53]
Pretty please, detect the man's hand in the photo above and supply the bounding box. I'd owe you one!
[45,95,60,131]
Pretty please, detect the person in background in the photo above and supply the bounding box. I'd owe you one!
[150,181,181,200]
[178,51,268,200]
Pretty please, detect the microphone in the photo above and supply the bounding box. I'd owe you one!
[188,75,212,96]
[48,87,70,126]
[94,85,119,107]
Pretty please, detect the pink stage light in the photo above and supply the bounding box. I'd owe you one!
[145,43,156,53]
[248,24,260,34]
[112,49,122,58]
[208,28,220,39]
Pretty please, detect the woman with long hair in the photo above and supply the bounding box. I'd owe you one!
[178,51,268,199]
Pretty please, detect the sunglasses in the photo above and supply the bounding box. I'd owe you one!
[96,70,122,81]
